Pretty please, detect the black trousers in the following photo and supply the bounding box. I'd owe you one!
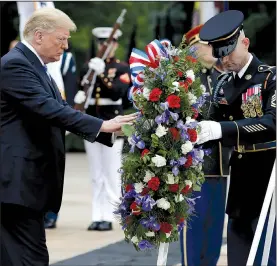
[228,216,276,266]
[1,203,49,266]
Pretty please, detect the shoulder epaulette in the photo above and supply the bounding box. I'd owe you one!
[258,65,276,74]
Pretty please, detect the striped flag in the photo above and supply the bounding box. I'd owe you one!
[16,1,66,100]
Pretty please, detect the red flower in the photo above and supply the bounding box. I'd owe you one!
[179,81,189,92]
[187,128,198,143]
[177,71,183,77]
[160,222,173,233]
[141,187,150,196]
[173,56,180,62]
[130,202,141,215]
[191,107,198,119]
[169,184,179,192]
[148,177,160,191]
[126,184,133,192]
[184,155,193,168]
[169,128,180,141]
[149,88,162,102]
[141,149,150,157]
[186,56,197,63]
[181,185,192,194]
[166,95,181,108]
[186,77,193,85]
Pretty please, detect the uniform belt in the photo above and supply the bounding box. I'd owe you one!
[89,98,122,106]
[234,141,276,153]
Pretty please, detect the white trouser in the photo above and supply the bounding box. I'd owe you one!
[84,139,124,222]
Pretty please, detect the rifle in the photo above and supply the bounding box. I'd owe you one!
[74,9,127,112]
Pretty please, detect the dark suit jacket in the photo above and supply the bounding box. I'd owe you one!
[0,42,113,213]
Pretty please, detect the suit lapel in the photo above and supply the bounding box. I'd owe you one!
[15,42,60,100]
[224,54,260,105]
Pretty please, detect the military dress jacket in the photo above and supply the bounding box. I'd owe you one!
[212,54,276,219]
[199,65,232,177]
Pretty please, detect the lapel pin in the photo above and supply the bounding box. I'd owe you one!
[245,74,252,80]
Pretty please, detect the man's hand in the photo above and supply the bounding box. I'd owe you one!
[100,113,138,133]
[88,57,105,75]
[197,121,222,145]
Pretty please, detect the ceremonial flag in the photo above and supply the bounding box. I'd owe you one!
[16,1,66,99]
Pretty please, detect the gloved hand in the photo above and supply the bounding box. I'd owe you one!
[197,121,222,145]
[74,90,86,104]
[88,57,105,75]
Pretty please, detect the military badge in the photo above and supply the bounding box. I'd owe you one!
[108,68,117,78]
[241,84,263,118]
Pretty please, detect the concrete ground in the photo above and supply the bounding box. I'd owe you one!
[47,152,228,266]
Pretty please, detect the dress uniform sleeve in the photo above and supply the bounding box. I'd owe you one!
[100,63,131,101]
[220,71,276,147]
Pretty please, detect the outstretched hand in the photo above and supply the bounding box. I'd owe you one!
[100,113,138,133]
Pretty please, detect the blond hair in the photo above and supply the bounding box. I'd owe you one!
[23,7,77,41]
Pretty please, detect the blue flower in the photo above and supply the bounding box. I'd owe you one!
[138,240,153,250]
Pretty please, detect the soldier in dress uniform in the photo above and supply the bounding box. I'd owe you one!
[74,27,131,231]
[197,10,276,266]
[179,24,231,266]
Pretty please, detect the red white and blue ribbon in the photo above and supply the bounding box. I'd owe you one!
[128,39,172,107]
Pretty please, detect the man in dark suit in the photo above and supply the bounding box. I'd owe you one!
[0,7,136,266]
[198,10,276,266]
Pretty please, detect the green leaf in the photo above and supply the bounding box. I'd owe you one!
[157,150,167,157]
[122,124,135,137]
[159,232,167,243]
[193,184,201,192]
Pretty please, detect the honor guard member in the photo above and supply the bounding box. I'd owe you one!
[74,27,131,231]
[44,43,78,229]
[198,10,276,266]
[179,24,231,266]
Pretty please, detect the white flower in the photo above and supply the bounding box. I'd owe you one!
[181,141,193,155]
[145,231,155,237]
[200,84,206,94]
[171,81,180,93]
[186,69,195,82]
[142,87,151,100]
[187,92,197,105]
[166,173,175,184]
[134,182,144,193]
[174,194,185,202]
[144,170,154,183]
[152,155,167,167]
[131,236,139,244]
[185,116,196,124]
[155,124,168,138]
[166,232,171,238]
[185,180,193,188]
[156,198,171,210]
[74,90,86,104]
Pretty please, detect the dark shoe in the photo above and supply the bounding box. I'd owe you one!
[44,218,57,229]
[87,221,101,231]
[98,221,112,231]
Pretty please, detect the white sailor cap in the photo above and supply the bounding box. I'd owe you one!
[92,27,122,41]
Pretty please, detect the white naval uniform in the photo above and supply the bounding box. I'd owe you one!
[84,139,124,222]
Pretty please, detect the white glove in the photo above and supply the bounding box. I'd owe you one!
[197,121,222,145]
[88,57,105,75]
[74,90,86,104]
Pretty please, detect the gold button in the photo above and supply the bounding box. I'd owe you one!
[104,78,108,82]
[116,59,120,63]
[202,68,207,73]
[96,93,100,98]
[106,59,110,63]
[238,154,242,159]
[108,82,112,87]
[96,87,101,92]
[229,116,233,121]
[100,74,105,78]
[115,110,119,114]
[223,114,226,117]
